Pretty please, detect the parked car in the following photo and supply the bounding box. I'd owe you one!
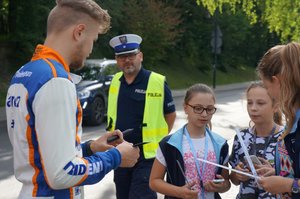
[75,59,119,126]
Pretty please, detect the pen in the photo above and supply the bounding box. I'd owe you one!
[107,128,134,143]
[133,142,149,147]
[176,160,192,188]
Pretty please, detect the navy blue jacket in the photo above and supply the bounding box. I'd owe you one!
[159,125,229,199]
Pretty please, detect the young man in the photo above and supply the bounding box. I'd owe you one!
[6,1,139,198]
[107,34,176,199]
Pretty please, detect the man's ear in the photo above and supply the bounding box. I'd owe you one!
[139,51,143,62]
[73,24,86,41]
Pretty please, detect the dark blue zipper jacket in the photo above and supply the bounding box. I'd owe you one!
[159,125,229,199]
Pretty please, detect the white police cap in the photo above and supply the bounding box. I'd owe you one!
[109,34,142,55]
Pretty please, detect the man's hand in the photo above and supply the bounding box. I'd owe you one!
[90,130,123,153]
[116,141,140,167]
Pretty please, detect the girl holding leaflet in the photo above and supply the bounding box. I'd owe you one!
[149,83,230,199]
[229,81,284,199]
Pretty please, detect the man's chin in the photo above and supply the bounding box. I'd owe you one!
[69,62,84,71]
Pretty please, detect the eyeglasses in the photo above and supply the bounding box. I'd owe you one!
[116,52,139,61]
[186,104,217,115]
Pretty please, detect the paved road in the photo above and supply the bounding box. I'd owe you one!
[0,83,250,198]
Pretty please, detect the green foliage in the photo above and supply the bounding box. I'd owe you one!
[162,0,279,74]
[0,0,284,101]
[0,0,281,106]
[196,0,300,41]
[92,0,183,68]
[218,7,280,69]
[121,0,182,68]
[0,0,9,34]
[91,0,124,59]
[2,1,54,68]
[262,0,300,41]
[154,62,257,89]
[165,0,212,71]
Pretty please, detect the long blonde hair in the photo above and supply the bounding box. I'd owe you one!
[257,42,300,138]
[279,42,300,137]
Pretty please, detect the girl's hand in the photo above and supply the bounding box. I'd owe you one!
[234,162,251,182]
[256,166,275,177]
[258,176,293,194]
[204,175,227,192]
[179,182,199,199]
[255,157,275,177]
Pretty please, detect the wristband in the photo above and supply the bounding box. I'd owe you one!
[292,178,300,194]
[86,140,94,156]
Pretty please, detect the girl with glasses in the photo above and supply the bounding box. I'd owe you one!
[229,81,284,199]
[150,83,230,199]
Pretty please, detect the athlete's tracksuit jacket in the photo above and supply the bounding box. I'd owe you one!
[6,45,121,198]
[159,125,229,199]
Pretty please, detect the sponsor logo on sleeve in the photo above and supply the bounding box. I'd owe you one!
[15,70,32,78]
[6,96,21,108]
[63,161,104,176]
[64,162,87,176]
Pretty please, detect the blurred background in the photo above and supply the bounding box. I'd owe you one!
[0,0,298,106]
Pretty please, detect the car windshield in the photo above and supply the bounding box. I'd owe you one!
[75,66,100,80]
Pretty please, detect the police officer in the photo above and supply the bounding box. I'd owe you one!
[108,34,176,199]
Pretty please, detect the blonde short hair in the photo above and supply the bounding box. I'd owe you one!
[47,0,111,34]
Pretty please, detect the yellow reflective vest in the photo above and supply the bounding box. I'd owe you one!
[107,71,168,159]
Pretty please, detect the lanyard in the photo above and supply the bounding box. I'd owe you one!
[184,127,209,193]
[253,124,276,157]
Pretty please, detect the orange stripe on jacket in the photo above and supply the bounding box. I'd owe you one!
[75,158,89,186]
[69,187,74,199]
[43,58,57,78]
[76,100,82,144]
[26,113,39,197]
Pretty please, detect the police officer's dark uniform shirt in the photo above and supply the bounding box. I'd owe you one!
[115,68,175,159]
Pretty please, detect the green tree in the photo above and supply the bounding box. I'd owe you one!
[167,0,213,71]
[91,0,125,59]
[0,0,8,35]
[5,0,54,67]
[197,0,300,41]
[119,0,182,68]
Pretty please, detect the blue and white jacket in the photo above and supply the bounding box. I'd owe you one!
[6,45,121,199]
